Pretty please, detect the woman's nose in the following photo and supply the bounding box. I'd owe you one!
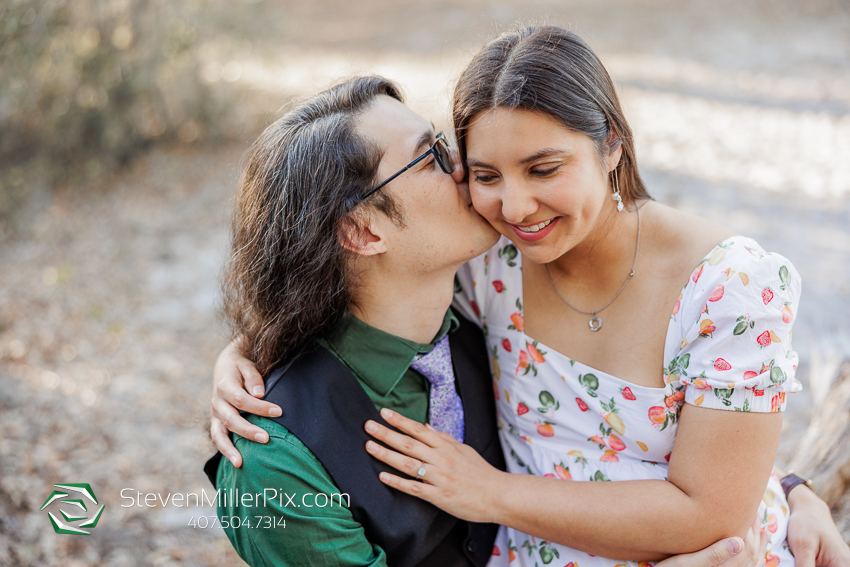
[500,180,538,224]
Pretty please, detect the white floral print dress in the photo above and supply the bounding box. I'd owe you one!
[453,236,802,567]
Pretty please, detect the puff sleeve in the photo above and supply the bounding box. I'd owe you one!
[670,238,802,413]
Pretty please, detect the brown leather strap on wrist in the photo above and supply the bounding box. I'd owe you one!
[780,471,814,499]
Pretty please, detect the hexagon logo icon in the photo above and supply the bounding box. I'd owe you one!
[40,483,105,535]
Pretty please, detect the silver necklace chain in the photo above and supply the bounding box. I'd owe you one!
[543,205,641,332]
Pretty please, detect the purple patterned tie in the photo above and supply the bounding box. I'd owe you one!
[410,335,465,443]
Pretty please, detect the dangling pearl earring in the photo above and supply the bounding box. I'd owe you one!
[611,166,624,212]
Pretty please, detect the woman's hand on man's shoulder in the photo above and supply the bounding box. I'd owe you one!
[209,339,281,467]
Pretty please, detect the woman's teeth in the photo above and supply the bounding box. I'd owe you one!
[515,219,553,233]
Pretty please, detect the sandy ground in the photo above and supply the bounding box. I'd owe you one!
[1,0,849,564]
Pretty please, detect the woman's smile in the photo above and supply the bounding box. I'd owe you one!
[508,217,560,241]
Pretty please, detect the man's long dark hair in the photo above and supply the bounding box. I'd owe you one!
[453,25,650,205]
[222,76,403,376]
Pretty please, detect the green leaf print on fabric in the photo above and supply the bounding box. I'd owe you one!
[734,314,756,336]
[770,366,787,385]
[779,265,790,290]
[498,243,519,267]
[590,470,611,482]
[538,390,559,414]
[578,373,599,398]
[538,542,560,564]
[714,387,734,407]
[509,448,533,475]
[666,354,691,379]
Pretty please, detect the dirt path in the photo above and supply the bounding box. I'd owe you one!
[2,0,849,564]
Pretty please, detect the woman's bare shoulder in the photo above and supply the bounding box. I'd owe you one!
[640,201,735,269]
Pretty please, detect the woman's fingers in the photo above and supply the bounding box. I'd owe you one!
[653,513,769,567]
[377,470,440,503]
[654,537,744,567]
[364,417,435,463]
[758,527,769,562]
[237,358,266,398]
[722,523,765,567]
[215,375,281,419]
[425,423,459,443]
[213,339,280,416]
[365,440,439,481]
[212,395,270,443]
[378,408,449,448]
[210,416,243,467]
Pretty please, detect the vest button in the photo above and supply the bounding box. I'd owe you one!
[466,540,478,553]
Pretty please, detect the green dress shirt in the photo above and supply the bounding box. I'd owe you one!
[216,309,459,567]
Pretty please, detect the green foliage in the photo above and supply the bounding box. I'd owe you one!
[0,0,273,220]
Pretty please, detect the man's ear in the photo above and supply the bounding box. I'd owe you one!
[339,212,388,256]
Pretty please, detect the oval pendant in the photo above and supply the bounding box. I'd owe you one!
[588,316,602,332]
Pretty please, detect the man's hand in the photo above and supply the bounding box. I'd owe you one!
[656,515,768,567]
[209,340,281,467]
[786,485,850,567]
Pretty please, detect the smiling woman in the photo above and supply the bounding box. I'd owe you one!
[365,26,807,566]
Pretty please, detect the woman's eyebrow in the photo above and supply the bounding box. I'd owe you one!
[468,149,569,169]
[518,148,567,165]
[467,158,494,168]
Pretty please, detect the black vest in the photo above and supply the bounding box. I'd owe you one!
[205,313,505,567]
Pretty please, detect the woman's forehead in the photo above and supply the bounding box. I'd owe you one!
[466,108,590,165]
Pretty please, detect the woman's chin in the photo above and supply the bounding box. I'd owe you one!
[498,232,564,265]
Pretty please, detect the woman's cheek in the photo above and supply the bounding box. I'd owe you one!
[469,184,501,224]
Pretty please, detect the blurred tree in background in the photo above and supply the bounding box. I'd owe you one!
[0,0,276,222]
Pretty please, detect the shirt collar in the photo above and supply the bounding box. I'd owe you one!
[317,308,459,396]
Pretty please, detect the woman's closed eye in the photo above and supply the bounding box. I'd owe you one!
[530,165,561,177]
[472,171,499,183]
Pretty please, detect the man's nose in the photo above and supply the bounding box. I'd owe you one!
[500,179,538,224]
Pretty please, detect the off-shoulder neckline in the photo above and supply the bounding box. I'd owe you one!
[508,234,753,390]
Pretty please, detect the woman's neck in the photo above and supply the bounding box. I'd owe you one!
[546,201,644,291]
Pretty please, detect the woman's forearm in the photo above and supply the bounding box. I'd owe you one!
[492,473,753,561]
[367,404,780,561]
[488,406,781,559]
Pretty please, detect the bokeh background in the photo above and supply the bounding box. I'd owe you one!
[1,0,849,564]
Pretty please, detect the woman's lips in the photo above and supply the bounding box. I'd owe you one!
[508,217,559,241]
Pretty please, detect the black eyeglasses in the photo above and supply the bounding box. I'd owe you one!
[361,132,454,200]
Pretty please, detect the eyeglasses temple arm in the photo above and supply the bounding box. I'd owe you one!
[360,150,432,200]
